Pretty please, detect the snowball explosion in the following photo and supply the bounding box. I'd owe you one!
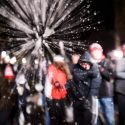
[0,0,101,124]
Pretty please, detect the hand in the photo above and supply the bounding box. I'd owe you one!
[54,81,63,89]
[54,81,64,89]
[99,67,105,72]
[54,81,60,87]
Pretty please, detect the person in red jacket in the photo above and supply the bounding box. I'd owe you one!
[47,55,72,125]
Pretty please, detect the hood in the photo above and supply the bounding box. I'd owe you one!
[79,51,92,65]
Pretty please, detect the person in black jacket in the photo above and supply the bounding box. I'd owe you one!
[66,51,101,125]
[97,58,115,125]
[89,43,115,125]
[115,44,125,125]
[0,63,18,125]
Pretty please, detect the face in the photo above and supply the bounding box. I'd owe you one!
[79,62,91,70]
[71,54,80,64]
[90,50,103,61]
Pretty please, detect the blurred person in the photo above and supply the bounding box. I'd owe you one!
[16,71,30,125]
[0,63,18,125]
[89,43,115,125]
[115,44,125,125]
[66,51,101,125]
[47,55,72,125]
[71,53,80,64]
[16,65,45,125]
[69,52,80,76]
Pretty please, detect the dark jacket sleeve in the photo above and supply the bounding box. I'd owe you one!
[87,63,98,78]
[99,60,114,81]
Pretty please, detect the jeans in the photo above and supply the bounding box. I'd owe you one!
[44,97,50,125]
[96,97,115,125]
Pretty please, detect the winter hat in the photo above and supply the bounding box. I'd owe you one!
[53,55,65,63]
[4,64,14,80]
[89,43,103,52]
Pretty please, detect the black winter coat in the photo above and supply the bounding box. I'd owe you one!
[0,64,18,125]
[67,51,102,100]
[66,62,101,101]
[98,59,114,97]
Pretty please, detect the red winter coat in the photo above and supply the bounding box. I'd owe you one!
[48,64,67,100]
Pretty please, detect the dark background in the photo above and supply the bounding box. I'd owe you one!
[0,0,125,53]
[90,0,125,53]
[94,0,115,30]
[90,0,115,53]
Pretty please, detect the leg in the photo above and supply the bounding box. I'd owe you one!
[49,99,66,125]
[74,102,92,125]
[91,96,99,125]
[100,98,115,125]
[116,93,125,125]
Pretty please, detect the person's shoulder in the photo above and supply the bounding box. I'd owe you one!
[91,62,98,67]
[73,64,79,69]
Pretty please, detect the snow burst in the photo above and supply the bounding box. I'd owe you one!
[0,1,101,124]
[0,0,101,63]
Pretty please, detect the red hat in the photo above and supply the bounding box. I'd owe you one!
[89,43,103,52]
[4,64,14,80]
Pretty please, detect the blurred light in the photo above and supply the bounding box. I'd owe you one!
[15,73,26,85]
[43,27,55,38]
[35,83,43,92]
[34,59,39,65]
[1,51,7,58]
[22,58,27,64]
[112,49,123,59]
[13,64,18,71]
[10,56,17,64]
[4,55,10,63]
